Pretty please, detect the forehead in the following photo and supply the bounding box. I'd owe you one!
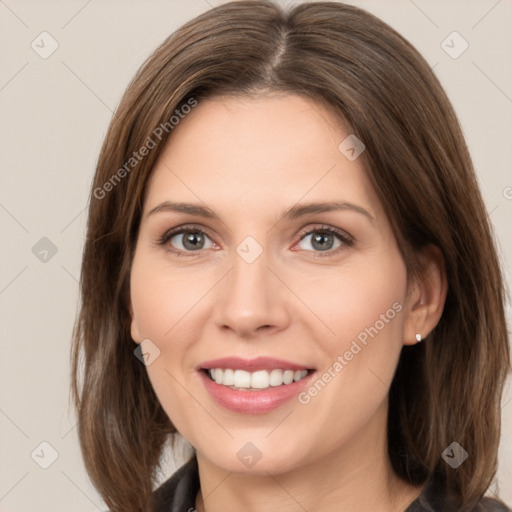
[158,92,348,170]
[144,93,382,221]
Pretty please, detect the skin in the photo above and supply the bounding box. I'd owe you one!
[129,93,447,512]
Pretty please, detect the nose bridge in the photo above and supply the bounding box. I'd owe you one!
[213,234,288,335]
[227,241,272,308]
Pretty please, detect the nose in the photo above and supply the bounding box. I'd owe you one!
[213,246,290,339]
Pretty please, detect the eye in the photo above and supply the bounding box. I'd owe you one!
[295,225,353,256]
[157,223,353,258]
[158,225,216,256]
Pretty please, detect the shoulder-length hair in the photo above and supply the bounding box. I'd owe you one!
[70,1,510,511]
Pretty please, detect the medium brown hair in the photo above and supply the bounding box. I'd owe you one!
[70,1,511,510]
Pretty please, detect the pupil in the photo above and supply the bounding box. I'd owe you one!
[312,232,333,251]
[184,232,203,250]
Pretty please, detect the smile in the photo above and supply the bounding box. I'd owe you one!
[197,356,317,413]
[205,368,311,390]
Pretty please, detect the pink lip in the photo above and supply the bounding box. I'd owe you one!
[197,356,314,372]
[198,369,316,414]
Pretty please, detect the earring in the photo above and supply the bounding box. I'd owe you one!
[415,333,422,342]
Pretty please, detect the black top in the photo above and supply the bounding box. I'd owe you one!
[152,455,510,512]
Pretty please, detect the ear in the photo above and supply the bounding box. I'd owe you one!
[402,245,447,346]
[128,300,142,344]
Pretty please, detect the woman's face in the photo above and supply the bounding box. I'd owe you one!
[130,93,414,474]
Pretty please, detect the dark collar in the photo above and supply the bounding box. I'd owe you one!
[152,455,200,512]
[152,456,510,512]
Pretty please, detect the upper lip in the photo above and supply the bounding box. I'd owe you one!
[197,357,315,372]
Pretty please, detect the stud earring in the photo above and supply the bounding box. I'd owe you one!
[415,333,422,342]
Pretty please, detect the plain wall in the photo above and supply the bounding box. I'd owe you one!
[0,0,511,510]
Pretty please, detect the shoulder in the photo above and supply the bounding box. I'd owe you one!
[405,473,510,512]
[407,494,510,512]
[151,455,200,512]
[472,497,511,512]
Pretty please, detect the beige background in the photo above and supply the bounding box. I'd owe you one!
[0,0,511,510]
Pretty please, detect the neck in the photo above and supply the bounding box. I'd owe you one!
[194,401,423,512]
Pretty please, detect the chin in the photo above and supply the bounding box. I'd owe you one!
[197,439,313,476]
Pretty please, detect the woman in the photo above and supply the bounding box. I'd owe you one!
[70,1,511,511]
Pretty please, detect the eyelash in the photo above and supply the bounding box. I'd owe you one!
[156,223,354,258]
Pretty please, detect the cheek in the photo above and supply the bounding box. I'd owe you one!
[296,253,407,400]
[130,250,211,343]
[307,254,406,393]
[129,253,193,390]
[294,254,407,348]
[289,258,407,444]
[130,253,201,433]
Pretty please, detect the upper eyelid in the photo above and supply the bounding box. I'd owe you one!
[161,224,215,242]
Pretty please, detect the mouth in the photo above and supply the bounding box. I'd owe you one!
[201,367,315,391]
[197,358,317,414]
[197,356,316,392]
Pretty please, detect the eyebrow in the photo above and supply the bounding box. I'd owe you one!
[147,200,374,224]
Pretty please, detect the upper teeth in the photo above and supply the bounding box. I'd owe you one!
[208,368,309,389]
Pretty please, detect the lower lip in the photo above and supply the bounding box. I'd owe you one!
[198,370,316,414]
